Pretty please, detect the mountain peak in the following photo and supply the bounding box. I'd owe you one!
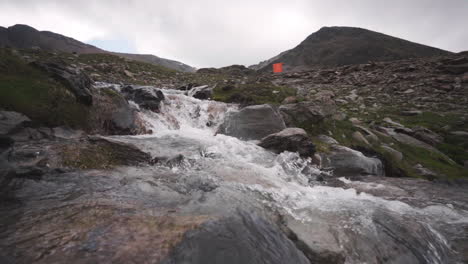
[251,26,451,71]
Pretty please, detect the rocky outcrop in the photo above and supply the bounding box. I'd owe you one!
[188,85,213,100]
[217,104,286,140]
[279,101,334,127]
[0,111,31,136]
[121,85,165,112]
[31,61,94,105]
[258,128,316,157]
[92,88,147,135]
[322,145,384,177]
[162,211,310,264]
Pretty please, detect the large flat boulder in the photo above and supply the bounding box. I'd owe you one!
[217,104,286,140]
[162,211,310,264]
[258,128,315,157]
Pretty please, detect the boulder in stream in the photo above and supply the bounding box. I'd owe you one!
[258,128,316,157]
[217,104,286,140]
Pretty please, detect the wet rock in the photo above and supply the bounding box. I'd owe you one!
[31,61,93,105]
[162,210,310,264]
[0,111,31,135]
[94,88,146,135]
[217,104,286,140]
[322,145,384,177]
[122,85,165,112]
[258,128,316,157]
[279,101,334,127]
[188,85,213,100]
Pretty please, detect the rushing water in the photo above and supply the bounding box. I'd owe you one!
[106,89,468,264]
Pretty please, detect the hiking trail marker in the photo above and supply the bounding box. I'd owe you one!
[273,63,283,73]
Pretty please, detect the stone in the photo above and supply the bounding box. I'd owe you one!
[31,61,93,105]
[122,85,165,112]
[0,111,31,136]
[162,211,310,264]
[282,96,298,104]
[400,110,422,116]
[353,125,379,143]
[412,127,443,146]
[381,145,403,162]
[383,117,405,128]
[123,69,134,78]
[316,135,339,145]
[258,128,316,157]
[188,85,213,100]
[279,101,334,127]
[450,131,468,137]
[464,160,468,169]
[217,104,286,140]
[322,145,384,177]
[413,164,438,178]
[352,131,370,146]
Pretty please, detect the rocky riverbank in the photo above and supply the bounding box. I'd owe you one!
[1,47,468,263]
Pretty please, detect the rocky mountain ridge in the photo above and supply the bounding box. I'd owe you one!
[251,26,452,72]
[0,24,196,72]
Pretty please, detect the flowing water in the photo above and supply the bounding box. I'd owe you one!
[2,87,467,263]
[109,89,468,264]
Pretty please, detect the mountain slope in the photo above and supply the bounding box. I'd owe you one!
[251,26,452,71]
[0,24,195,72]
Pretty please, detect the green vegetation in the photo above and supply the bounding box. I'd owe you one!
[296,110,467,179]
[0,48,90,128]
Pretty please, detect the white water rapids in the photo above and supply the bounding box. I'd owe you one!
[111,89,468,264]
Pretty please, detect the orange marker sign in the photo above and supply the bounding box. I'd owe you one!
[273,63,283,73]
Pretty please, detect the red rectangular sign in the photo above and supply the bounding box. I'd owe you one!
[273,63,283,73]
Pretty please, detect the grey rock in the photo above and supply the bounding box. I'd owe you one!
[188,85,213,100]
[122,85,165,112]
[450,131,468,137]
[400,110,423,116]
[0,111,31,136]
[258,128,316,157]
[217,104,286,140]
[31,61,93,105]
[279,101,334,127]
[352,131,370,146]
[316,135,339,145]
[323,145,384,177]
[381,145,403,162]
[413,164,438,178]
[161,210,310,264]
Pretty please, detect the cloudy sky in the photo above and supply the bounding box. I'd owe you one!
[1,0,467,68]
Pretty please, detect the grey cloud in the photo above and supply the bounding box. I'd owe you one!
[0,0,467,68]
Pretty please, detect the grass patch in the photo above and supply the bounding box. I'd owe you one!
[0,48,90,128]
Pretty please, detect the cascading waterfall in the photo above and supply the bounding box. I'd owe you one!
[113,89,468,264]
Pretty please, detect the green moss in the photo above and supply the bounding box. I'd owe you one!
[212,82,296,105]
[0,48,90,128]
[60,142,124,169]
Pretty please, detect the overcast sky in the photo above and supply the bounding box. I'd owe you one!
[1,0,467,68]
